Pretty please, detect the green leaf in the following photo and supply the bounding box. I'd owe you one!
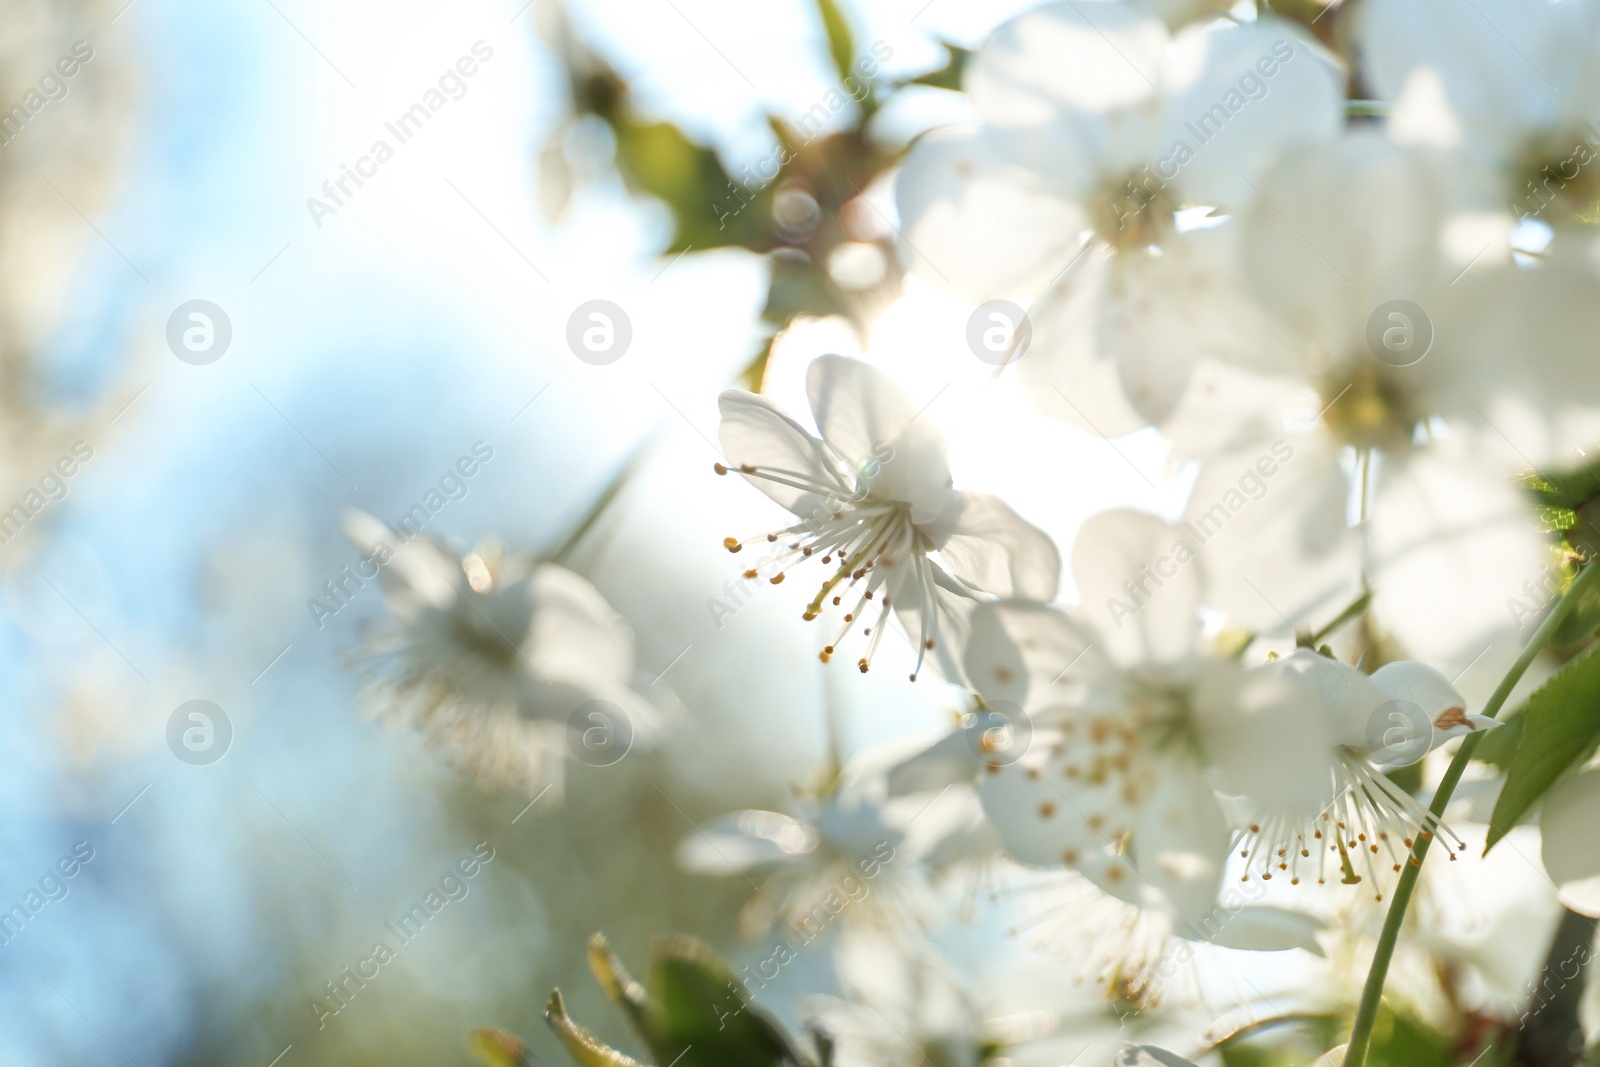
[1487,646,1600,851]
[546,990,650,1067]
[813,0,856,88]
[609,118,772,252]
[1470,711,1524,770]
[906,44,970,91]
[644,936,798,1067]
[471,1029,538,1067]
[1525,460,1600,511]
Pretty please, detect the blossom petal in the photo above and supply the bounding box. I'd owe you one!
[896,126,1091,300]
[1368,660,1497,757]
[1018,243,1159,437]
[524,564,635,687]
[886,730,982,797]
[928,491,1061,601]
[806,356,954,524]
[1192,659,1335,816]
[1540,768,1600,918]
[675,810,818,875]
[342,508,458,618]
[1369,441,1548,673]
[968,1,1169,126]
[717,388,845,515]
[964,600,1109,711]
[1184,433,1362,637]
[1269,649,1389,754]
[1072,509,1202,664]
[1191,904,1327,955]
[1161,20,1344,210]
[1131,764,1229,927]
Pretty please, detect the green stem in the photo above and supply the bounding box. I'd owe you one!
[1307,591,1373,646]
[1343,559,1600,1067]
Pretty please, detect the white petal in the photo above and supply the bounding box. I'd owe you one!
[969,1,1169,125]
[342,508,459,617]
[886,731,981,797]
[1541,768,1600,918]
[675,810,818,875]
[716,388,844,515]
[977,750,1103,869]
[1239,134,1458,363]
[1161,20,1344,210]
[1357,0,1591,159]
[1018,243,1164,437]
[1368,660,1498,756]
[1269,649,1389,753]
[1189,904,1327,955]
[896,126,1091,300]
[1131,765,1229,927]
[887,561,978,684]
[806,355,954,524]
[1369,443,1548,670]
[964,600,1109,711]
[926,491,1061,601]
[1072,509,1202,665]
[524,564,634,687]
[1192,660,1335,816]
[1184,433,1363,637]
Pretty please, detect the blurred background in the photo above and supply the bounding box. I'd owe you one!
[0,0,1246,1063]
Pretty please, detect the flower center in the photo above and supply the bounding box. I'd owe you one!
[1513,132,1600,226]
[1321,362,1418,451]
[1090,169,1177,251]
[717,462,946,681]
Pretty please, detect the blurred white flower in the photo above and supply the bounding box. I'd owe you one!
[1358,0,1600,226]
[716,355,1058,682]
[808,933,992,1067]
[344,510,656,800]
[964,510,1333,931]
[674,747,942,942]
[896,2,1342,439]
[1223,132,1579,669]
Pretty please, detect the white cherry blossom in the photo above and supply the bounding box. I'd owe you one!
[1358,0,1600,228]
[1232,649,1497,897]
[895,1,1342,439]
[716,355,1058,682]
[965,510,1333,932]
[344,510,655,799]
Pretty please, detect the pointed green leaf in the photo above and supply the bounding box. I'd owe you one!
[545,989,650,1067]
[813,0,856,87]
[1487,646,1600,851]
[906,44,970,91]
[644,936,797,1067]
